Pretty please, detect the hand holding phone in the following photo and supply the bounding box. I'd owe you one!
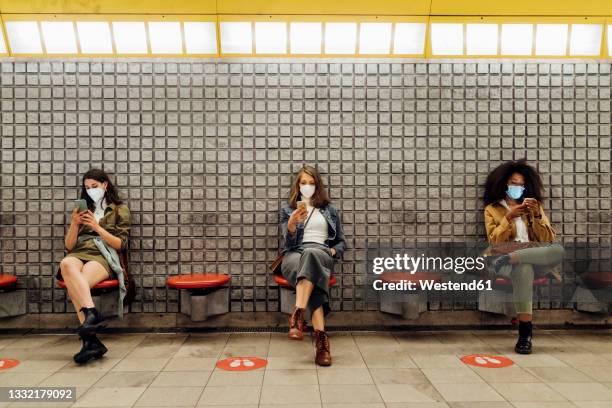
[71,199,87,225]
[523,198,539,215]
[74,199,88,213]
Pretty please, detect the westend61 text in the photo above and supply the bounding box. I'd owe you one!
[372,279,493,292]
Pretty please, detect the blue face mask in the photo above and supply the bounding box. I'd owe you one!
[506,185,525,200]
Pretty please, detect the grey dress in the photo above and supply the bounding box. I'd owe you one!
[279,203,347,315]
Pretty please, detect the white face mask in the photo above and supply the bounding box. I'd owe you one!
[299,184,316,199]
[86,187,105,204]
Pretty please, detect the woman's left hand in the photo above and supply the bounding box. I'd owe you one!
[79,211,101,232]
[329,248,337,257]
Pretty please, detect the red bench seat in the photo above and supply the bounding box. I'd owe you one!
[492,276,549,287]
[274,275,337,288]
[0,274,18,289]
[57,279,120,290]
[582,272,612,289]
[166,273,230,290]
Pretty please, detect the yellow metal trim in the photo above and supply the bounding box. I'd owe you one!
[0,0,218,15]
[0,13,11,55]
[430,0,612,17]
[2,0,609,17]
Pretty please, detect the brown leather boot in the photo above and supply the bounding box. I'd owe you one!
[314,330,332,366]
[288,306,306,340]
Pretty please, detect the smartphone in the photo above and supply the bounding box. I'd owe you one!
[73,199,88,212]
[297,200,306,210]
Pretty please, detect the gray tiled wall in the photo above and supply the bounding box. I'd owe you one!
[0,61,610,315]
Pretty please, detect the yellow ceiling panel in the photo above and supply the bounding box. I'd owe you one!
[0,0,217,14]
[217,0,432,16]
[430,0,612,17]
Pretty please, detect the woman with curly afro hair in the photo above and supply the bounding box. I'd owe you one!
[484,159,563,354]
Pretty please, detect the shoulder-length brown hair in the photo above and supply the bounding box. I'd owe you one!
[287,166,330,209]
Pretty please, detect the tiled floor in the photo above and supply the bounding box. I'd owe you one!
[1,330,612,407]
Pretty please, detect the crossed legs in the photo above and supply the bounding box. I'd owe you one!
[295,278,325,331]
[59,257,109,323]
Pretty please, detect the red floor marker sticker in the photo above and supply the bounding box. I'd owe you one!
[0,358,20,371]
[461,354,513,368]
[216,357,267,371]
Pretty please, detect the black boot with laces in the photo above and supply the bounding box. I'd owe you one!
[515,320,533,354]
[78,307,106,337]
[73,333,108,364]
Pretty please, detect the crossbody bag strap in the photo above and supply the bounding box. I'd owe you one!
[302,206,316,229]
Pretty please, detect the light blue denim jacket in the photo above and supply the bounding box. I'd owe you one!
[279,203,347,260]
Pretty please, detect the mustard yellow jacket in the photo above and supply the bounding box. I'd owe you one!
[484,201,556,244]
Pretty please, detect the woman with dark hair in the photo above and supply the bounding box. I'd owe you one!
[59,169,130,364]
[484,159,563,354]
[279,165,346,366]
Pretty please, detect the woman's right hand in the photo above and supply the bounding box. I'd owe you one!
[70,208,82,226]
[287,207,307,234]
[506,204,527,220]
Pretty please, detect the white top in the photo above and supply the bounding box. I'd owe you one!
[500,199,529,243]
[301,200,328,245]
[93,199,108,223]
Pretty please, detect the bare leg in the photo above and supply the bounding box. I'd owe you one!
[60,257,87,323]
[295,278,314,309]
[81,261,110,289]
[311,306,325,331]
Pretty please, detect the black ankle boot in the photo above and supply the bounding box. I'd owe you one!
[515,321,533,354]
[73,333,108,364]
[492,254,511,274]
[78,307,106,336]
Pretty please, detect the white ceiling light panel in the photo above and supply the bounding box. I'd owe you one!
[5,21,43,54]
[148,22,182,54]
[220,22,252,54]
[0,29,6,53]
[431,23,463,55]
[112,22,148,54]
[290,22,322,54]
[183,22,217,54]
[393,23,426,54]
[41,21,78,54]
[359,22,391,54]
[324,22,357,54]
[255,22,287,54]
[500,24,533,55]
[535,24,568,55]
[569,24,602,56]
[466,24,498,55]
[77,22,113,54]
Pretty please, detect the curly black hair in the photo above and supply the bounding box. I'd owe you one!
[80,169,123,210]
[483,159,544,205]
